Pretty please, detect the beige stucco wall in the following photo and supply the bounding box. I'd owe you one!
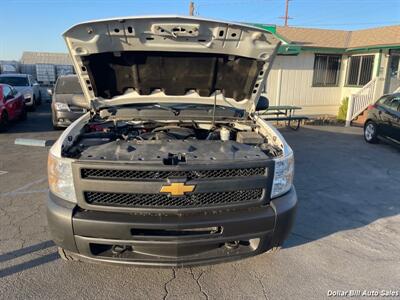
[265,50,387,116]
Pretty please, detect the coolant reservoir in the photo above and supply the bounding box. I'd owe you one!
[220,127,231,141]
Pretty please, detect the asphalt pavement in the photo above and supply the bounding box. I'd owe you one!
[0,103,399,299]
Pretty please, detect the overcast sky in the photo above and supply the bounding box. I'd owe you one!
[1,0,399,60]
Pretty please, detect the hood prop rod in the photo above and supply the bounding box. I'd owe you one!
[212,90,219,127]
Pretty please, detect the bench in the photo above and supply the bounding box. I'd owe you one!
[262,116,309,130]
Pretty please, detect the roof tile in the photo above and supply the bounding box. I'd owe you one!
[276,25,400,49]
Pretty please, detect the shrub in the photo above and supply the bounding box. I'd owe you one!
[337,97,349,122]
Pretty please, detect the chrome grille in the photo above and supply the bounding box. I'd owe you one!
[81,167,265,181]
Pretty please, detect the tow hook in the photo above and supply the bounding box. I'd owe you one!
[225,241,240,250]
[112,245,130,255]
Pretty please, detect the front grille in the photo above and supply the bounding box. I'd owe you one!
[84,189,263,208]
[81,167,265,181]
[70,106,86,112]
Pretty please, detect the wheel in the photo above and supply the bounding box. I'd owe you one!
[0,111,9,132]
[28,98,36,111]
[267,246,281,255]
[19,105,28,121]
[364,121,379,144]
[58,247,79,261]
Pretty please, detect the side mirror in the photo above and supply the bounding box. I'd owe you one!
[256,96,269,111]
[47,89,53,96]
[5,94,14,101]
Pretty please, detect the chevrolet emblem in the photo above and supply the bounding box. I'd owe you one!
[160,182,195,196]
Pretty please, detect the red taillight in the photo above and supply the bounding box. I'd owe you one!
[367,104,377,110]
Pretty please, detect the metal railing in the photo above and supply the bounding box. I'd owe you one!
[345,78,377,127]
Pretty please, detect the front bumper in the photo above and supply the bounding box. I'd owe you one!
[53,110,85,127]
[47,187,297,267]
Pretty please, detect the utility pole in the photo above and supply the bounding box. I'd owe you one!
[189,1,195,16]
[279,0,293,26]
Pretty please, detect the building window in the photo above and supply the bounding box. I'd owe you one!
[346,55,375,86]
[312,54,341,87]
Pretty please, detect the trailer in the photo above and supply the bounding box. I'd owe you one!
[56,65,74,77]
[36,64,56,84]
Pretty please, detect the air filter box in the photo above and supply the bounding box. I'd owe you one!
[236,131,264,145]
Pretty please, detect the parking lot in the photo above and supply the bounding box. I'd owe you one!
[0,103,399,299]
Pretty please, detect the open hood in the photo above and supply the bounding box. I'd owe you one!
[63,16,281,113]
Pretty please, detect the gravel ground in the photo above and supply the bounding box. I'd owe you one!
[0,103,399,299]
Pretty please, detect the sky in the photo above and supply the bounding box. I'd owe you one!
[1,0,399,60]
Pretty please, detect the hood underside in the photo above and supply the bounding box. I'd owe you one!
[63,16,281,112]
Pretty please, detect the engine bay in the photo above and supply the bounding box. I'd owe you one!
[63,118,282,164]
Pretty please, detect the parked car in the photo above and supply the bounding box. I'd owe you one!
[50,75,86,129]
[47,16,297,266]
[0,83,27,131]
[0,73,41,110]
[364,93,400,144]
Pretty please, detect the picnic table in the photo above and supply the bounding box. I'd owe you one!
[258,105,308,130]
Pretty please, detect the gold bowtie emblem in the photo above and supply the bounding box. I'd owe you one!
[160,182,195,196]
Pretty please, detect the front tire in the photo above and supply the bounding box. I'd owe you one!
[37,92,42,105]
[28,97,36,111]
[364,121,379,144]
[19,105,28,121]
[0,111,9,132]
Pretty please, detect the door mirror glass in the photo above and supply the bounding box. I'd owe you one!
[256,96,269,111]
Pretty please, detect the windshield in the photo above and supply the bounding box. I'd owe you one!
[55,77,83,94]
[0,76,29,87]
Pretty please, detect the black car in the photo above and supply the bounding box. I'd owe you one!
[364,93,400,144]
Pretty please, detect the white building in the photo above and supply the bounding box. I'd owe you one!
[263,25,400,123]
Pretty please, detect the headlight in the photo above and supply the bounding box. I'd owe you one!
[271,152,294,198]
[54,102,70,111]
[24,93,31,99]
[48,153,77,203]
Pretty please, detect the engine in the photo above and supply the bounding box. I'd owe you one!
[63,120,282,163]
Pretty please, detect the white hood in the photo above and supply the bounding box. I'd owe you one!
[63,16,281,112]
